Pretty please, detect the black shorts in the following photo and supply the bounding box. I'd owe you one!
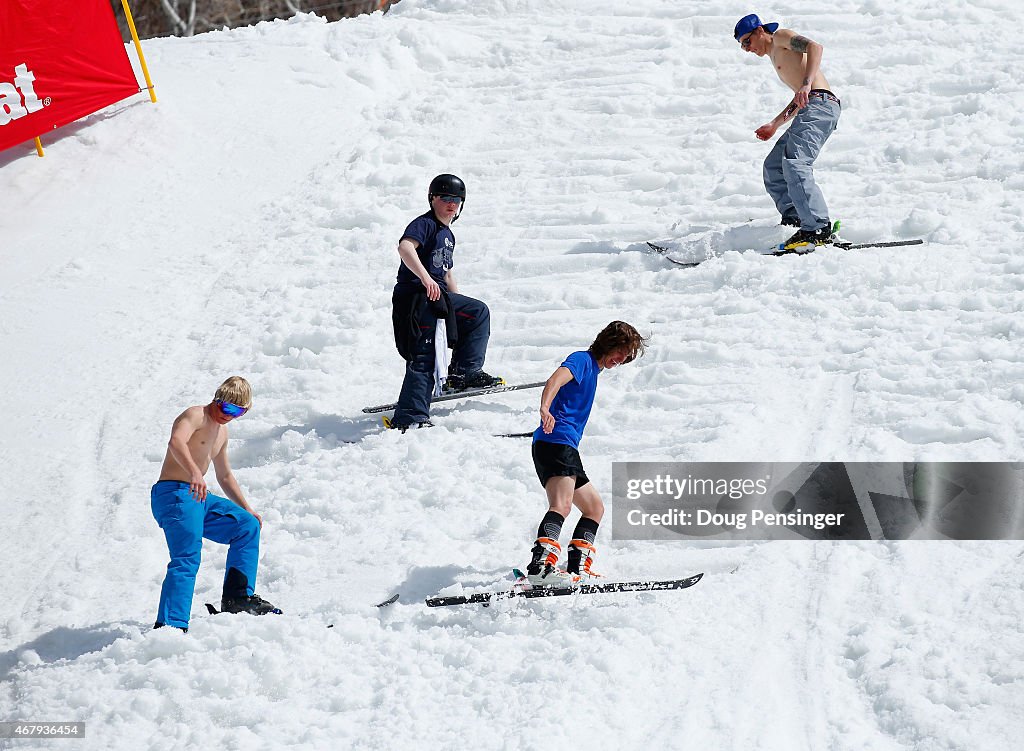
[532,440,590,488]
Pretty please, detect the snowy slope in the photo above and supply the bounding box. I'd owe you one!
[1,0,1023,748]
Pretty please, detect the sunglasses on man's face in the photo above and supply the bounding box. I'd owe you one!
[215,400,249,418]
[739,30,756,50]
[435,194,464,205]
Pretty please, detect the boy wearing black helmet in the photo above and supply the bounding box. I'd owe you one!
[388,173,502,431]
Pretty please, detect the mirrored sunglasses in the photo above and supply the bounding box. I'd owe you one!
[215,400,249,418]
[435,194,464,205]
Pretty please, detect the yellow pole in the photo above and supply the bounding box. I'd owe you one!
[120,0,157,103]
[34,136,44,157]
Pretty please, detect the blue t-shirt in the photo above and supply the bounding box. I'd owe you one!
[533,351,601,449]
[395,212,455,295]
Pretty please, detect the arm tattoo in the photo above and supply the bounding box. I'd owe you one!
[790,34,811,53]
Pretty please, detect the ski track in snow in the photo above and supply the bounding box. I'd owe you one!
[2,0,1024,748]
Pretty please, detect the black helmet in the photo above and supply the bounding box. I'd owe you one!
[428,173,466,220]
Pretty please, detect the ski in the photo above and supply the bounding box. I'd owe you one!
[770,238,924,256]
[425,572,703,607]
[205,601,352,628]
[645,242,703,267]
[833,239,924,250]
[363,381,546,414]
[212,595,399,616]
[494,431,534,438]
[649,238,924,265]
[204,602,286,616]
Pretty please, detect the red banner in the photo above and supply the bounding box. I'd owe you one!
[0,0,141,152]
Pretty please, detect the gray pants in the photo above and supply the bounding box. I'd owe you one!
[763,92,841,231]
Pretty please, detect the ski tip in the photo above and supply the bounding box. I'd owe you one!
[376,593,400,608]
[204,603,219,615]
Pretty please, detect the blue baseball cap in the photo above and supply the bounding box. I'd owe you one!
[734,14,779,41]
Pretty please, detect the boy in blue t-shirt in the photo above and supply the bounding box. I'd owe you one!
[527,321,648,585]
[388,174,502,431]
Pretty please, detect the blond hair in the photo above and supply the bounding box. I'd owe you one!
[214,376,253,408]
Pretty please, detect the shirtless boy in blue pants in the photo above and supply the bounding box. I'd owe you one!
[151,376,280,631]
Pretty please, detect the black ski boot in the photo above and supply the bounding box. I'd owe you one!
[153,622,188,633]
[220,568,282,615]
[446,371,504,392]
[220,593,283,616]
[782,224,834,251]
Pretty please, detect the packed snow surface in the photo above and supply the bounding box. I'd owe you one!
[2,0,1023,748]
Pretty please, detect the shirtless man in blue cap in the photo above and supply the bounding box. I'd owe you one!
[734,13,841,250]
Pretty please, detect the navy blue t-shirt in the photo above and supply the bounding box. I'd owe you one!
[395,212,455,295]
[533,351,601,449]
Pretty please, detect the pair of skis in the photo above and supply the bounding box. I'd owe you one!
[421,571,704,608]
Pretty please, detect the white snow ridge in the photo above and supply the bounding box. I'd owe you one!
[2,1,1023,749]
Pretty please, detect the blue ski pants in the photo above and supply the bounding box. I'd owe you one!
[151,480,260,628]
[393,292,491,427]
[763,92,841,231]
